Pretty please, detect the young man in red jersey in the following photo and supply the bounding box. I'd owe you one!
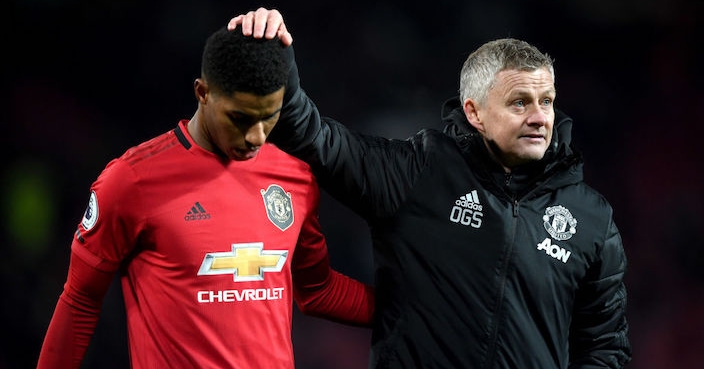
[36,21,373,369]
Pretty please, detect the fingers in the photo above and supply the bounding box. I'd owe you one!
[226,8,293,46]
[277,22,293,46]
[240,10,255,36]
[226,15,244,32]
[257,7,279,39]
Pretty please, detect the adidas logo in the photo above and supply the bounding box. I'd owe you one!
[185,202,211,221]
[456,190,482,210]
[449,189,484,228]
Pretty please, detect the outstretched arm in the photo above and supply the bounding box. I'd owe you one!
[225,7,426,220]
[229,8,374,325]
[227,7,293,46]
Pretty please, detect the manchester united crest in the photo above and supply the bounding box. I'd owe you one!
[542,205,577,241]
[261,184,294,231]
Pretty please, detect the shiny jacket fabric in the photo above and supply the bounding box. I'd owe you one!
[272,51,631,368]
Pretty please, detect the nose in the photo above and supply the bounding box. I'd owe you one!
[527,104,550,127]
[245,122,266,149]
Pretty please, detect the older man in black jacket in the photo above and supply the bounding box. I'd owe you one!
[230,8,631,369]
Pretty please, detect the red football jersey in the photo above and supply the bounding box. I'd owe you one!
[38,120,369,369]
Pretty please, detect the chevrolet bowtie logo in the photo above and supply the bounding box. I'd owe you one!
[198,242,288,282]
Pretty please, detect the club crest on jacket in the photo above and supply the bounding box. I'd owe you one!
[543,205,577,241]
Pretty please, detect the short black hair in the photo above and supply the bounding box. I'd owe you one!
[201,26,288,96]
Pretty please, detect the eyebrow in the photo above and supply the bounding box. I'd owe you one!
[229,107,283,121]
[508,88,556,99]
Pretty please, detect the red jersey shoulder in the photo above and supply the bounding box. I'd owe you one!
[121,129,181,167]
[76,129,183,241]
[262,143,313,176]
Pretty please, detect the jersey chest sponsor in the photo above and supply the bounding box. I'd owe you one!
[196,242,289,303]
[197,287,285,303]
[198,242,288,282]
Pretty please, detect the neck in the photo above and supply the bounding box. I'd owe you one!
[187,113,212,152]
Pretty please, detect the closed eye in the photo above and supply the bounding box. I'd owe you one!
[228,114,255,131]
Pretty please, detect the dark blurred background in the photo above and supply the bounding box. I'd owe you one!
[4,0,703,368]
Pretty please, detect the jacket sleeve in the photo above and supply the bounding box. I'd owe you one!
[290,186,374,326]
[271,46,426,219]
[568,215,632,368]
[36,244,118,369]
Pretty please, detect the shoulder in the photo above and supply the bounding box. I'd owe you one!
[410,128,458,150]
[260,143,320,206]
[402,128,462,167]
[261,143,315,181]
[263,143,311,168]
[93,130,180,200]
[574,182,615,214]
[557,182,617,242]
[120,129,181,167]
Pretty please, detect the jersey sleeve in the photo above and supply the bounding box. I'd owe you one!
[37,158,144,369]
[290,185,374,327]
[36,247,118,369]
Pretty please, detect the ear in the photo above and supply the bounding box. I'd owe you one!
[462,98,485,133]
[194,78,209,104]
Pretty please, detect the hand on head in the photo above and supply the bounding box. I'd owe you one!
[227,7,293,46]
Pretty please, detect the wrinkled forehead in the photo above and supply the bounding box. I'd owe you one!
[491,68,556,95]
